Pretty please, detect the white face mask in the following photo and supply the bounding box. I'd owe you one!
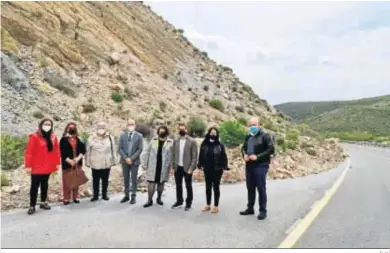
[128,126,135,132]
[97,129,106,135]
[42,126,51,132]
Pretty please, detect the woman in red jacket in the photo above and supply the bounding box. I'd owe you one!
[24,118,61,215]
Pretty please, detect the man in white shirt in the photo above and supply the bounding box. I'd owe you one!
[171,123,198,211]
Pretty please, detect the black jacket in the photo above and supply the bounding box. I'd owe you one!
[60,136,86,170]
[197,140,228,171]
[241,130,275,165]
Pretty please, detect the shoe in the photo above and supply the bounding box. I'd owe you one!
[171,202,183,209]
[257,212,267,220]
[102,196,110,201]
[211,206,219,214]
[63,200,70,205]
[120,196,129,203]
[156,198,163,205]
[143,200,153,208]
[130,195,136,204]
[201,205,211,212]
[39,203,51,210]
[73,199,80,204]
[184,205,191,211]
[27,206,35,215]
[91,197,99,202]
[239,209,254,215]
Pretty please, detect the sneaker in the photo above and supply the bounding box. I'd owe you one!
[171,202,183,209]
[27,206,36,215]
[239,209,254,215]
[39,203,51,210]
[184,205,191,211]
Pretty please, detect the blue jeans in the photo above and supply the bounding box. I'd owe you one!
[245,163,269,213]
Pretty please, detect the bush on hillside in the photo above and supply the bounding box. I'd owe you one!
[219,120,247,148]
[187,116,207,137]
[111,92,123,103]
[1,173,10,187]
[237,117,247,126]
[208,99,224,112]
[286,129,300,141]
[1,134,28,171]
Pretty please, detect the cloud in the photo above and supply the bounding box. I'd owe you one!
[147,1,390,104]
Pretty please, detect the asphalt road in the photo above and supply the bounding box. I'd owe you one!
[1,144,387,248]
[295,144,390,248]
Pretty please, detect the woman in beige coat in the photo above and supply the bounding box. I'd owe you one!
[142,125,174,208]
[85,121,117,201]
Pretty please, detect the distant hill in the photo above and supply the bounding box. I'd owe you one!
[275,95,390,143]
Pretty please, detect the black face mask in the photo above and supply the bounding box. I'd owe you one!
[159,132,167,138]
[179,130,186,136]
[209,135,217,140]
[68,128,76,135]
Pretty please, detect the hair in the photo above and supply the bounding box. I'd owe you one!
[157,125,170,136]
[204,126,220,143]
[38,118,54,152]
[63,122,79,136]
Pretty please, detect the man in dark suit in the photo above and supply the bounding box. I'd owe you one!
[118,119,144,204]
[240,117,275,220]
[171,123,198,211]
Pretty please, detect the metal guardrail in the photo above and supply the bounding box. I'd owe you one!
[340,140,390,149]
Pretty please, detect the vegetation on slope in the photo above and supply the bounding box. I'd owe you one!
[275,95,390,143]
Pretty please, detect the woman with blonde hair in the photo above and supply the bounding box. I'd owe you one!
[85,121,117,201]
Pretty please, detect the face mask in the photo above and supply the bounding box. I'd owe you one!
[128,126,135,132]
[249,126,259,135]
[159,132,167,138]
[97,129,106,135]
[42,126,51,132]
[209,135,217,141]
[179,130,186,136]
[68,128,76,135]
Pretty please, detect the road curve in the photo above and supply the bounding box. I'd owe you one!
[1,144,386,248]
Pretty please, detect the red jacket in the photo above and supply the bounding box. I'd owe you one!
[24,132,61,175]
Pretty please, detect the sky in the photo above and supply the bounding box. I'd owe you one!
[147,1,390,105]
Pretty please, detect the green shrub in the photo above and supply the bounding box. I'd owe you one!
[33,111,44,119]
[203,85,209,91]
[1,173,10,187]
[286,140,298,150]
[237,117,247,126]
[263,119,278,132]
[187,116,207,137]
[286,129,300,141]
[82,103,97,114]
[1,134,28,171]
[209,99,224,112]
[80,132,89,143]
[219,120,247,147]
[276,135,286,147]
[159,101,167,112]
[235,106,245,113]
[111,92,123,103]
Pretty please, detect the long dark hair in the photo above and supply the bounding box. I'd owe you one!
[157,125,170,137]
[38,118,54,152]
[63,122,79,137]
[204,127,220,143]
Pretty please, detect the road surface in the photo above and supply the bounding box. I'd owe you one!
[1,144,388,248]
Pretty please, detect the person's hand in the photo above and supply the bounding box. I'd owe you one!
[25,167,32,174]
[67,159,76,166]
[126,158,133,165]
[249,155,257,161]
[56,165,61,170]
[194,169,201,180]
[244,155,249,162]
[187,168,193,174]
[170,168,174,176]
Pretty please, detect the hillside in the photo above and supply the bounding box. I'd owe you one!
[0,1,346,210]
[275,95,390,142]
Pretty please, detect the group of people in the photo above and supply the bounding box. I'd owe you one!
[24,117,274,221]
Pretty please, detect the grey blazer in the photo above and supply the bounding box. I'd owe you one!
[118,130,143,165]
[172,135,198,172]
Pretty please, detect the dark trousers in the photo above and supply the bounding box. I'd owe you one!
[204,168,223,207]
[174,166,193,206]
[246,163,269,213]
[122,164,139,197]
[92,168,111,198]
[30,174,50,207]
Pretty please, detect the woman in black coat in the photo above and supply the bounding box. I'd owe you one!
[196,127,228,214]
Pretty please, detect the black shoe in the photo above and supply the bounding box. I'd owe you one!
[120,196,129,203]
[257,212,267,220]
[130,195,136,204]
[184,205,191,211]
[91,197,99,202]
[143,201,153,208]
[239,209,255,215]
[156,198,163,205]
[40,203,51,210]
[171,202,183,209]
[102,196,110,201]
[73,199,80,204]
[63,201,70,205]
[27,206,35,215]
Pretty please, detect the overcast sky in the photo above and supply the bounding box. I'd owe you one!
[147,1,390,105]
